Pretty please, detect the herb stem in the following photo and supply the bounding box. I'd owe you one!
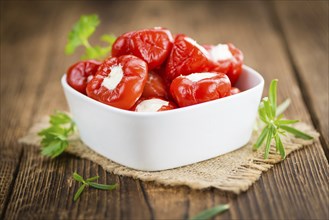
[82,38,92,49]
[65,14,116,60]
[72,172,117,202]
[254,79,313,159]
[190,204,229,220]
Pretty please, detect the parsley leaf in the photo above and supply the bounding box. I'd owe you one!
[38,111,76,158]
[253,79,313,159]
[65,14,99,55]
[65,14,116,60]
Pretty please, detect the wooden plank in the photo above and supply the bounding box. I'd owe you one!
[273,1,329,153]
[1,1,328,219]
[2,1,150,219]
[205,2,329,218]
[4,148,151,219]
[133,1,329,219]
[0,1,64,216]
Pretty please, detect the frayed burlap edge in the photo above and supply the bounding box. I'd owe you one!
[19,116,319,194]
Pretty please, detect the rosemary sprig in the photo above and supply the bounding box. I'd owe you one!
[38,111,76,158]
[190,204,230,220]
[253,79,313,159]
[73,172,117,201]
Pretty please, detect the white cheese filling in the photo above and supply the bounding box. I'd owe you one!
[101,64,124,90]
[209,44,233,61]
[136,98,169,112]
[185,72,217,82]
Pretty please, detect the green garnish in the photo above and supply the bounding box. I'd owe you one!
[65,14,116,60]
[253,79,313,159]
[38,111,76,158]
[72,172,117,201]
[190,204,229,220]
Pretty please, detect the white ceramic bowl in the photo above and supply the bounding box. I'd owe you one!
[61,65,264,171]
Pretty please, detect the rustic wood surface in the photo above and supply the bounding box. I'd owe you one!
[1,1,328,219]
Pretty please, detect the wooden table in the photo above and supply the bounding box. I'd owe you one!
[1,1,328,219]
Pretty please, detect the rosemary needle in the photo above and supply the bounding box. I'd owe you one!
[72,172,117,202]
[253,79,313,159]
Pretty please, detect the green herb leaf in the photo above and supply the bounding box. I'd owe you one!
[101,34,117,44]
[263,97,273,120]
[41,139,67,158]
[86,176,100,182]
[274,134,286,159]
[190,204,229,220]
[73,172,84,183]
[65,14,116,60]
[82,46,110,60]
[269,79,278,117]
[264,125,274,159]
[38,111,76,158]
[253,125,269,150]
[277,119,299,125]
[39,126,67,136]
[280,125,313,140]
[50,111,73,125]
[74,184,86,201]
[254,80,313,159]
[72,172,118,202]
[88,182,117,190]
[258,104,268,123]
[65,14,99,55]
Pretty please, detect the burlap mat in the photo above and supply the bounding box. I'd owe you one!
[19,116,319,194]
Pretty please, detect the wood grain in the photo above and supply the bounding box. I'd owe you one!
[0,1,63,216]
[1,1,328,219]
[273,1,329,153]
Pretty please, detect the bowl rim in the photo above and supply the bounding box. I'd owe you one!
[61,65,264,118]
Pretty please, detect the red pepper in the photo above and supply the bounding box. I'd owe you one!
[66,60,101,94]
[111,32,133,56]
[86,55,148,110]
[165,34,215,81]
[112,28,173,70]
[142,70,169,99]
[205,43,244,85]
[132,98,176,112]
[230,87,241,95]
[170,72,231,107]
